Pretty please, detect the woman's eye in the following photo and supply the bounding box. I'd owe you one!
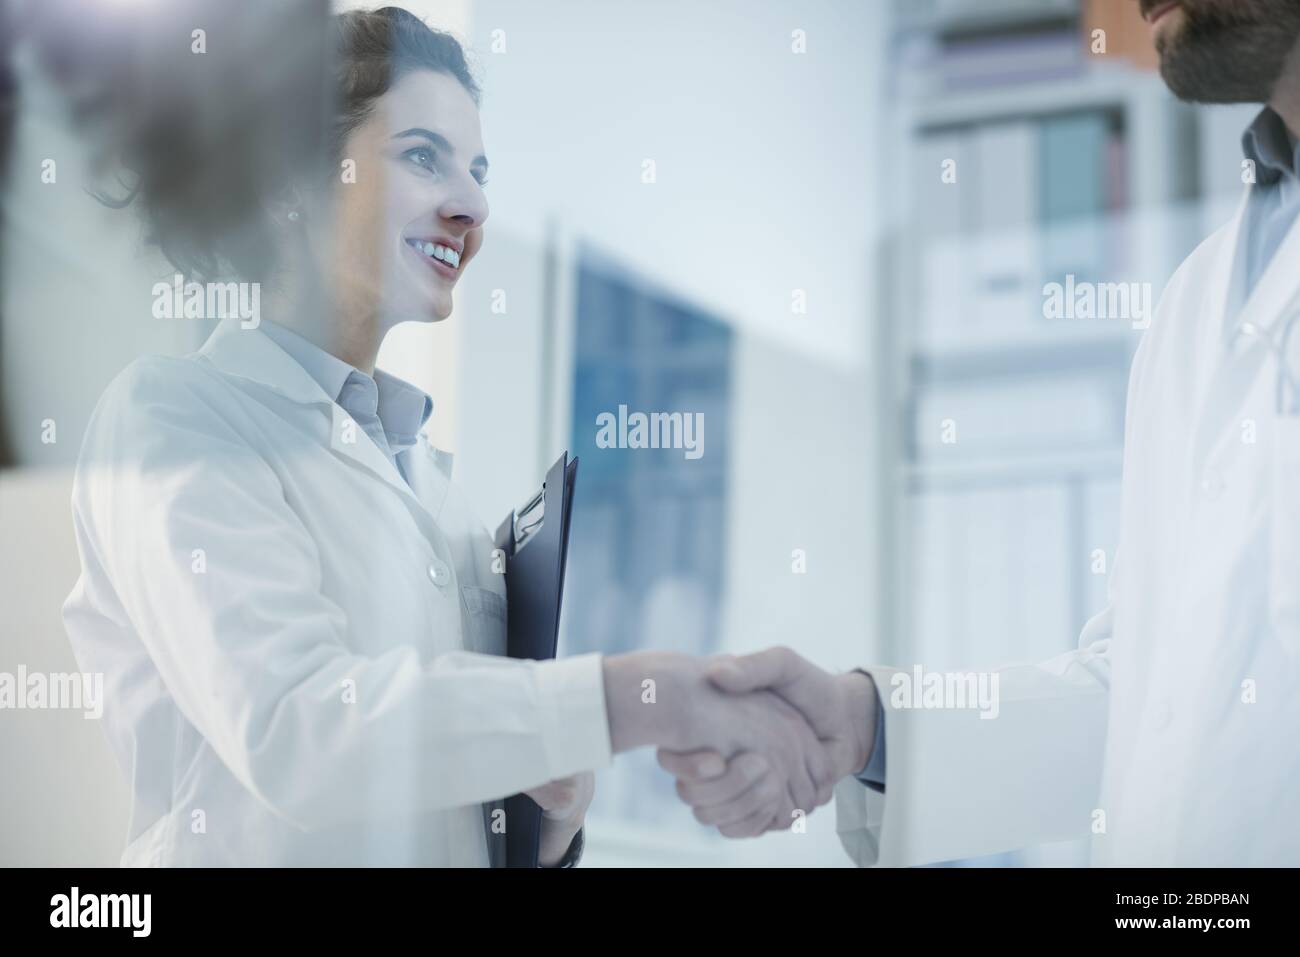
[403,147,439,174]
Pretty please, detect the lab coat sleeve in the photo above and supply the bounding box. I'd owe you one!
[833,612,1111,867]
[833,307,1171,867]
[70,358,612,831]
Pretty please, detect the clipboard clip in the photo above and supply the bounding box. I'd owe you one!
[511,485,546,551]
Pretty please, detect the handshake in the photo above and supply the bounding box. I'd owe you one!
[602,648,880,837]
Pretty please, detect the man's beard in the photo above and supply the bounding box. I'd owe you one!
[1149,0,1300,103]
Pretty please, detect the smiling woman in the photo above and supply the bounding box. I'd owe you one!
[52,1,842,871]
[315,65,490,352]
[58,5,607,868]
[106,6,490,362]
[310,7,491,356]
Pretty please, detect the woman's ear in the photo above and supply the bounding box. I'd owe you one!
[268,184,305,227]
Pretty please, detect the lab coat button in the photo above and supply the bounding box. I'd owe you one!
[427,559,451,587]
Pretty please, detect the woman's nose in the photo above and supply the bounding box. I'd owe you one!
[439,174,488,229]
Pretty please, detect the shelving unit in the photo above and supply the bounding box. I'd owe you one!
[893,0,1078,35]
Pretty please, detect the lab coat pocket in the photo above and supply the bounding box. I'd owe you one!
[460,584,507,656]
[1271,417,1300,659]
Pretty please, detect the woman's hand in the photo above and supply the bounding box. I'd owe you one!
[525,772,595,866]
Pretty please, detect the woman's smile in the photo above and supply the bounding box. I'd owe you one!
[403,235,463,281]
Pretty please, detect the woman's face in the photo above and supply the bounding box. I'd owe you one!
[326,69,489,326]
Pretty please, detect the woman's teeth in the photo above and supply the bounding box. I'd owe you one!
[407,239,460,269]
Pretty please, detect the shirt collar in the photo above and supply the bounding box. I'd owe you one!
[260,320,433,447]
[1242,107,1300,187]
[372,369,434,448]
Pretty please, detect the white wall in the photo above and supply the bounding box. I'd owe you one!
[0,470,131,866]
[0,45,191,867]
[465,0,881,365]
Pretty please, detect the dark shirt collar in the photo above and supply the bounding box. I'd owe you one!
[1242,107,1300,187]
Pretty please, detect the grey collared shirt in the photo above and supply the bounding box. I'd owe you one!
[1241,107,1300,297]
[259,320,432,487]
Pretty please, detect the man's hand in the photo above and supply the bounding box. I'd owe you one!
[711,648,877,780]
[603,651,840,834]
[655,648,878,835]
[525,771,594,866]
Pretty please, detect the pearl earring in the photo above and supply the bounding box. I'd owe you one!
[286,209,301,223]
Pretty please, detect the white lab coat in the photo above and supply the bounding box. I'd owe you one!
[62,318,612,866]
[835,189,1300,866]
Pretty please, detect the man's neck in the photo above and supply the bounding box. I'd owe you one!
[1271,50,1300,141]
[1273,96,1300,143]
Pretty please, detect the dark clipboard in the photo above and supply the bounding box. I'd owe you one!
[492,451,579,868]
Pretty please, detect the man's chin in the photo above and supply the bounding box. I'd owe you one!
[1158,40,1274,103]
[1160,58,1274,103]
[1152,3,1300,105]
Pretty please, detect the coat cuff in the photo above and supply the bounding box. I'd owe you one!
[535,653,613,780]
[854,674,887,790]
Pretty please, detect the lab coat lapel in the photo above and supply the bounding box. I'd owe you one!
[401,436,453,521]
[1213,189,1251,336]
[326,403,428,510]
[1232,192,1300,338]
[198,318,331,408]
[1190,190,1300,476]
[198,318,442,525]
